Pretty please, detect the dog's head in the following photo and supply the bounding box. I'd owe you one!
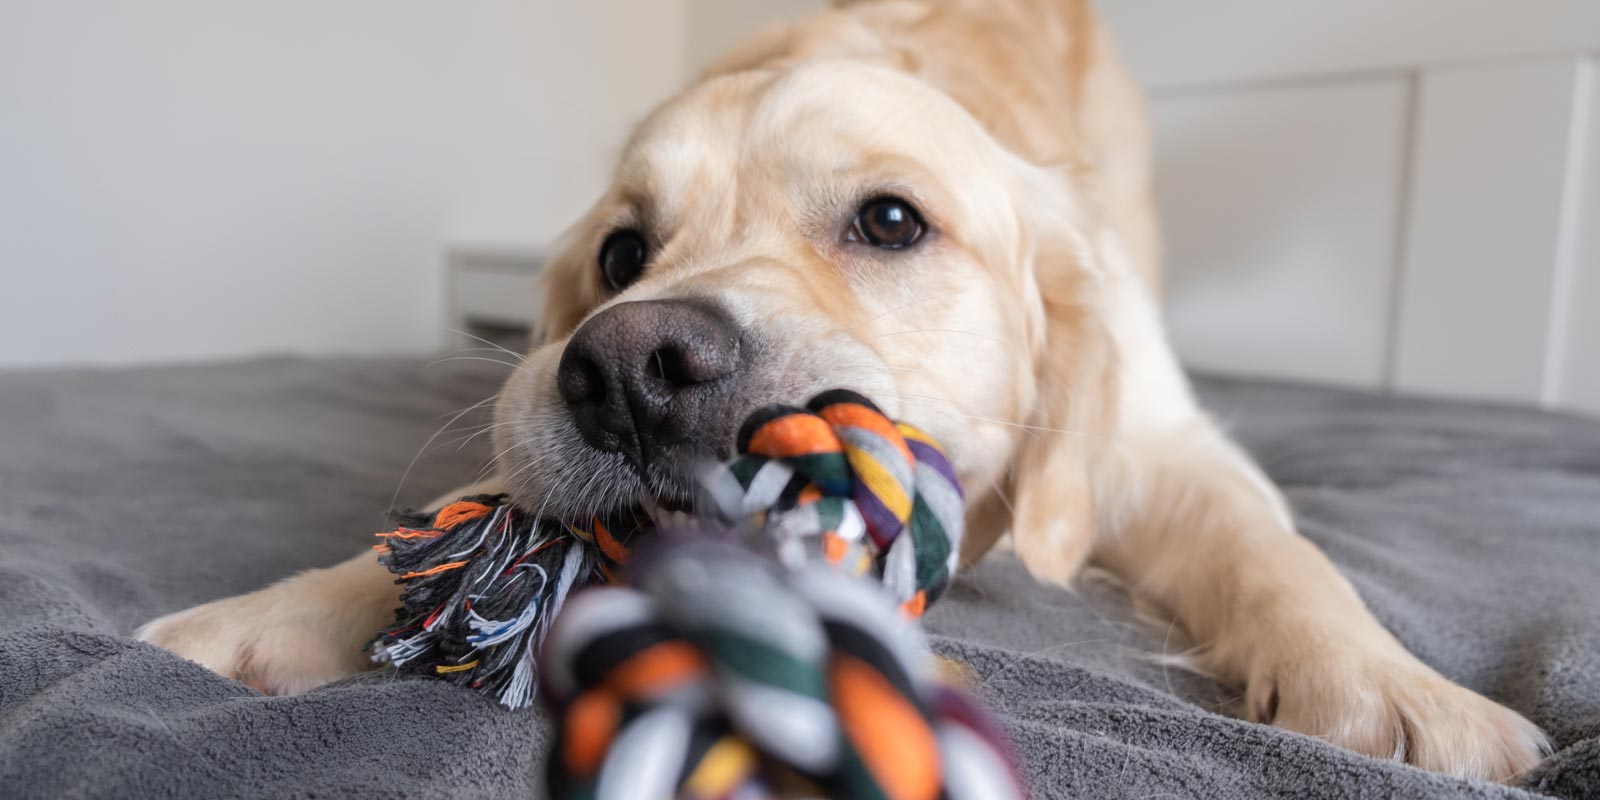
[494,59,1118,553]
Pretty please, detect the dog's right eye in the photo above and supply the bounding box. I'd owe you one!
[599,230,648,291]
[849,197,926,250]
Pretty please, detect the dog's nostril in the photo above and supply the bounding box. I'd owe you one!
[645,346,699,389]
[557,356,606,408]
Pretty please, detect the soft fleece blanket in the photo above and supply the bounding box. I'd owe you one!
[1,357,1596,798]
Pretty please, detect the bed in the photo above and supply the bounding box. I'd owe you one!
[1,356,1596,798]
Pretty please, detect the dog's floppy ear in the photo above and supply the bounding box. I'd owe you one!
[988,164,1119,584]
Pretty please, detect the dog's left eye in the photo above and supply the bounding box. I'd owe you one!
[599,230,648,291]
[849,197,925,250]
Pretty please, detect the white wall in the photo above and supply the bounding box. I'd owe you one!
[684,0,823,75]
[0,1,686,367]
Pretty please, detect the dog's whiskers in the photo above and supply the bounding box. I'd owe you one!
[444,327,529,364]
[424,355,522,370]
[439,419,520,453]
[391,392,500,509]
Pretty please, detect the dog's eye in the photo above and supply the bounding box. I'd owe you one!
[598,230,648,290]
[849,197,925,250]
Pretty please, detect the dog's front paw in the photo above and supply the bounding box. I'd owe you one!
[137,574,382,695]
[1248,650,1549,782]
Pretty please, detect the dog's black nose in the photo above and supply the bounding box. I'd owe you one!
[557,299,743,469]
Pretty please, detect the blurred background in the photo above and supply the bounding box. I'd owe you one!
[1,1,1595,416]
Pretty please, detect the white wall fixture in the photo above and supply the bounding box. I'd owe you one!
[1556,63,1600,413]
[1099,1,1600,415]
[1155,79,1409,388]
[1391,60,1586,404]
[447,247,545,348]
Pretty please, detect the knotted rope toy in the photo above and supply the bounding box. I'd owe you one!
[698,389,965,618]
[372,389,1019,796]
[371,502,644,707]
[541,535,1021,800]
[374,390,965,706]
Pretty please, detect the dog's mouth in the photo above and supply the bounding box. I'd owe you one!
[641,494,696,529]
[534,444,715,529]
[555,478,704,536]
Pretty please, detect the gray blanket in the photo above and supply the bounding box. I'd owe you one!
[1,357,1596,799]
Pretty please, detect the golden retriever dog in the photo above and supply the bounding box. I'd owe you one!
[138,0,1549,782]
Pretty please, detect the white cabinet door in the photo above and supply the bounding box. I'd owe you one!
[1155,79,1410,387]
[1391,60,1585,404]
[1553,60,1600,415]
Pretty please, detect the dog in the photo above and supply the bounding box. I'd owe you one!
[138,0,1549,782]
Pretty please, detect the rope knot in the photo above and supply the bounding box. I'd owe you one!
[540,536,1020,800]
[706,389,965,615]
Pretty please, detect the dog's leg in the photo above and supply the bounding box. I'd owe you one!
[136,479,501,695]
[1085,423,1549,782]
[136,548,400,695]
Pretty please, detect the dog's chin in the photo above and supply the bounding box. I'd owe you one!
[499,435,715,525]
[634,449,716,514]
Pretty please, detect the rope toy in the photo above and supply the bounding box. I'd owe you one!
[374,389,1020,796]
[373,390,966,710]
[540,535,1021,800]
[700,389,965,617]
[371,502,646,707]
